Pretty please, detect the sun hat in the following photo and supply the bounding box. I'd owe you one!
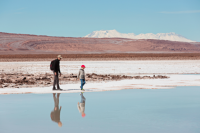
[57,55,62,59]
[81,65,85,68]
[82,113,86,118]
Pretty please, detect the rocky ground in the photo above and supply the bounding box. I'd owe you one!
[0,73,169,88]
[1,53,200,62]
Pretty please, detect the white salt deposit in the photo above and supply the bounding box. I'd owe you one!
[0,60,200,94]
[1,75,200,94]
[0,60,200,74]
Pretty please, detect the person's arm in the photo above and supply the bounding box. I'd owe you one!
[58,61,61,74]
[53,93,56,103]
[54,60,58,74]
[77,102,81,112]
[77,70,80,79]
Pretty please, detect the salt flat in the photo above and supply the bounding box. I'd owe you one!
[1,60,200,74]
[0,75,200,94]
[0,60,200,94]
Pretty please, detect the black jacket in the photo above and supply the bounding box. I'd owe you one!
[54,59,61,73]
[51,109,61,123]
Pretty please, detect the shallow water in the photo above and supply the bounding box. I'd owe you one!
[1,86,200,133]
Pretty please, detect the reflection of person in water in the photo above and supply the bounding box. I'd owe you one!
[51,93,62,127]
[77,92,86,118]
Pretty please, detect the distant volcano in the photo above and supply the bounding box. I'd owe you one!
[85,30,194,42]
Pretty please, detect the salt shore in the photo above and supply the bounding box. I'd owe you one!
[0,75,200,94]
[0,60,200,74]
[0,60,200,94]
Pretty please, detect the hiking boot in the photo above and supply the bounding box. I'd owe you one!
[52,87,57,90]
[80,92,84,95]
[57,88,63,91]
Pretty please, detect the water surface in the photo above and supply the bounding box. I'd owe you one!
[0,86,200,133]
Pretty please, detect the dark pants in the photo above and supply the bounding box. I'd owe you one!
[80,79,85,90]
[53,93,60,107]
[53,71,60,89]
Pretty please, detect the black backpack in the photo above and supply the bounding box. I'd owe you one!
[50,59,56,70]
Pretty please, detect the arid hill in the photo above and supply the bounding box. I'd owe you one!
[0,32,200,54]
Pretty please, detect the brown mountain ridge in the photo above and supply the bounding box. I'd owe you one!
[0,32,200,54]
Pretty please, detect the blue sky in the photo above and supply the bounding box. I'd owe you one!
[0,0,200,41]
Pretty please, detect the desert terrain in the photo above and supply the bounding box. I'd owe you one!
[0,60,200,94]
[1,32,200,55]
[1,32,200,94]
[1,53,200,62]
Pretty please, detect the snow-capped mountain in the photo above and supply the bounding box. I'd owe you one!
[85,30,194,42]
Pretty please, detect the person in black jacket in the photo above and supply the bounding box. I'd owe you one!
[53,55,62,90]
[50,93,62,127]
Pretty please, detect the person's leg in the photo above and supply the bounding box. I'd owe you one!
[81,93,86,103]
[82,79,86,88]
[80,93,84,102]
[53,93,59,110]
[80,79,83,90]
[53,71,56,89]
[56,73,60,89]
[53,93,56,106]
[55,93,60,107]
